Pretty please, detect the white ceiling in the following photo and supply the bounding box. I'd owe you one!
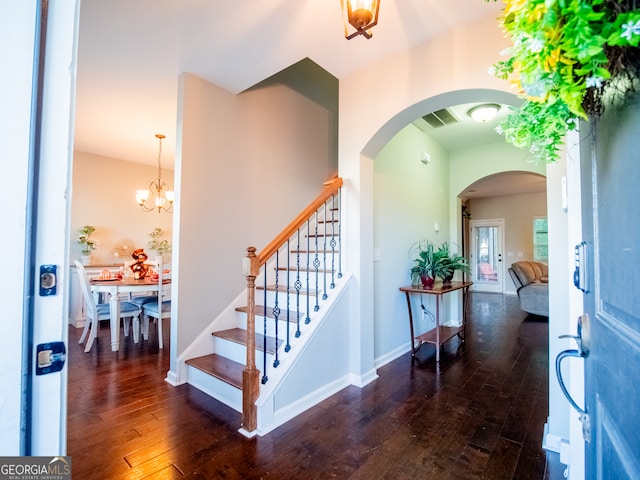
[74,1,542,198]
[75,0,503,166]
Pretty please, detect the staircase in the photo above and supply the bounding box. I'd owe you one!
[182,178,350,436]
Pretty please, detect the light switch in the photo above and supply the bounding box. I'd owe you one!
[373,248,381,261]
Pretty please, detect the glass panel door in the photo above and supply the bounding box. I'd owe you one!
[470,219,504,293]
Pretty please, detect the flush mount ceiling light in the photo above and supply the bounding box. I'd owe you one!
[467,104,501,123]
[341,0,380,40]
[136,134,174,213]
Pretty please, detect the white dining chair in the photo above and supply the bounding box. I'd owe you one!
[141,258,171,349]
[74,261,142,352]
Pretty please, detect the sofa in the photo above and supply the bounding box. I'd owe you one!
[508,261,549,317]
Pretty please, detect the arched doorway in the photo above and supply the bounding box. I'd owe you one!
[459,171,547,294]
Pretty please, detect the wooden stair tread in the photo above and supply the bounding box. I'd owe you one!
[185,353,244,389]
[257,284,318,295]
[235,305,302,322]
[212,327,280,354]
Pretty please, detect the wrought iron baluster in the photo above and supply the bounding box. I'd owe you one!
[330,193,337,289]
[261,264,268,384]
[313,210,320,311]
[272,251,280,368]
[295,229,302,338]
[338,187,343,279]
[306,218,311,323]
[285,238,291,352]
[322,199,328,299]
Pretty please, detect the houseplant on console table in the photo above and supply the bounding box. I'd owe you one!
[437,242,471,287]
[410,240,447,288]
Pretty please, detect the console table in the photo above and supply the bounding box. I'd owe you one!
[399,281,472,362]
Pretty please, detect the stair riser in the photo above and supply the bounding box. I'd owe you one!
[273,268,338,288]
[213,336,277,366]
[254,290,318,317]
[237,314,305,340]
[254,288,301,307]
[187,365,242,413]
[254,283,331,305]
[280,253,339,275]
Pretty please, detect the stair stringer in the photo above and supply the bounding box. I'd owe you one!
[251,273,366,436]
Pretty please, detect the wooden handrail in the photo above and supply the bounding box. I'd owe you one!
[256,177,343,265]
[242,176,342,435]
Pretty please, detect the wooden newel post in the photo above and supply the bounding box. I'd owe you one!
[242,246,260,433]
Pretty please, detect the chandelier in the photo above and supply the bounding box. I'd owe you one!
[136,134,174,213]
[341,0,380,40]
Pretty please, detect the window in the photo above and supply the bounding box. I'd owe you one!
[533,217,548,263]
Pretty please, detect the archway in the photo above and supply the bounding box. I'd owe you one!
[459,171,547,294]
[365,89,547,362]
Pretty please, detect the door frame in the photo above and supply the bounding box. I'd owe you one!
[469,218,505,293]
[1,1,80,455]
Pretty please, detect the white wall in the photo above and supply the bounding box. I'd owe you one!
[71,151,174,265]
[172,73,335,371]
[373,124,450,360]
[339,12,572,458]
[340,15,514,383]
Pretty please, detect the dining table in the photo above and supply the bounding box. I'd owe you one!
[90,276,171,351]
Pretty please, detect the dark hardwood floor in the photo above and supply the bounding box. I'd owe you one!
[67,293,565,479]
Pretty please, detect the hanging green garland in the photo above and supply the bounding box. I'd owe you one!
[487,0,640,162]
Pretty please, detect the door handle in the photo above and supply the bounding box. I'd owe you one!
[555,314,591,441]
[555,348,586,416]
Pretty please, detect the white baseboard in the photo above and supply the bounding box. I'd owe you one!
[543,422,567,454]
[164,369,181,386]
[238,427,257,438]
[375,342,411,369]
[260,374,352,436]
[350,368,379,388]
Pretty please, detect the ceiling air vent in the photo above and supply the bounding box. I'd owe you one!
[421,108,459,128]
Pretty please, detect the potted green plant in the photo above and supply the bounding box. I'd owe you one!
[410,240,448,289]
[437,242,471,287]
[77,225,97,264]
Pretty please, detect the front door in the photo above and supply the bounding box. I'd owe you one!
[580,91,640,478]
[470,219,504,293]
